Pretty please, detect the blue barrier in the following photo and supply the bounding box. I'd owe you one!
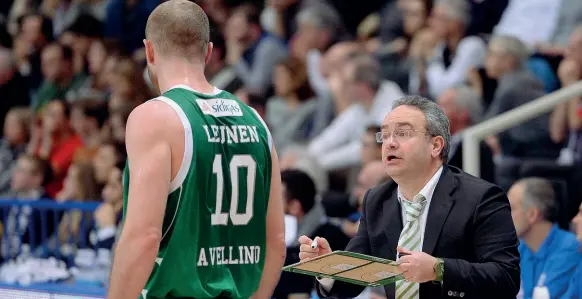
[0,199,106,297]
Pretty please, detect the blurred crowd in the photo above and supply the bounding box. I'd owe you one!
[0,0,581,298]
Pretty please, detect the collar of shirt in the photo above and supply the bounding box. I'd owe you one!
[397,166,444,205]
[520,223,560,261]
[397,165,444,238]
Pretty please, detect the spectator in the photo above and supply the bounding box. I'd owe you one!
[415,0,487,99]
[63,13,103,74]
[307,53,403,171]
[92,141,126,186]
[50,162,99,263]
[493,0,562,48]
[0,154,52,261]
[103,0,158,53]
[266,57,316,151]
[106,104,132,144]
[27,100,82,198]
[549,26,582,163]
[108,57,152,105]
[507,177,581,299]
[33,43,86,112]
[86,164,124,264]
[436,86,495,183]
[484,35,558,159]
[361,125,382,166]
[0,47,30,131]
[260,0,302,41]
[225,3,287,96]
[290,4,341,62]
[70,100,109,163]
[0,107,31,194]
[13,13,53,90]
[66,38,122,102]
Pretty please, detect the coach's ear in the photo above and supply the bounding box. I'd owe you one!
[205,42,213,65]
[144,39,155,65]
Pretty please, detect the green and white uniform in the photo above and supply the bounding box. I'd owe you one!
[122,85,273,299]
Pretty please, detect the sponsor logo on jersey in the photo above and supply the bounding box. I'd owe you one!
[196,98,243,117]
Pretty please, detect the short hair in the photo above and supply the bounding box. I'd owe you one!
[452,86,483,124]
[517,177,557,221]
[392,95,451,162]
[436,0,471,25]
[44,42,73,62]
[145,0,210,61]
[296,4,341,39]
[18,154,51,183]
[231,3,261,26]
[281,169,317,214]
[71,100,109,128]
[346,54,382,92]
[489,35,530,67]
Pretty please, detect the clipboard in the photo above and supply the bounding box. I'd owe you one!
[282,251,405,287]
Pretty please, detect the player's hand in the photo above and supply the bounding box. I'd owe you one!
[298,236,331,261]
[396,247,437,283]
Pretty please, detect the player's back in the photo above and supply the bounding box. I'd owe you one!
[122,85,273,299]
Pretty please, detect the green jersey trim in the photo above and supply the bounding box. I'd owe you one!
[167,84,223,96]
[152,96,194,193]
[249,107,273,152]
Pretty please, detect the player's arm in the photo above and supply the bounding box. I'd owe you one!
[251,147,286,299]
[107,102,174,299]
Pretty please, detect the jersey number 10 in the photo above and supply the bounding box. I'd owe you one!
[210,154,256,226]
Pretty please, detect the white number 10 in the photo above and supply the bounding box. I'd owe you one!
[210,154,256,226]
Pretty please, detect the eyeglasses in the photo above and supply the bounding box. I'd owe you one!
[375,129,426,143]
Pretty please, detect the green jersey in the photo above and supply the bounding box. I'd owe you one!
[122,85,273,299]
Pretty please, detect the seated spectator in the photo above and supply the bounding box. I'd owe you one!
[0,47,30,130]
[108,57,153,105]
[535,0,582,58]
[508,178,581,298]
[225,3,287,96]
[290,4,342,63]
[266,57,316,152]
[66,38,122,102]
[308,53,403,171]
[70,100,108,163]
[0,107,31,194]
[274,169,350,299]
[32,43,86,112]
[436,86,495,183]
[49,162,99,263]
[549,26,582,164]
[493,0,561,48]
[565,202,582,298]
[340,160,388,238]
[414,0,487,99]
[361,125,382,166]
[0,154,52,261]
[483,35,559,159]
[106,104,132,144]
[27,100,82,198]
[64,13,103,75]
[92,141,126,187]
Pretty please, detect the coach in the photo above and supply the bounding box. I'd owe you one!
[299,95,520,299]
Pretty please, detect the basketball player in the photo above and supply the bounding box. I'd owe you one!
[106,1,286,298]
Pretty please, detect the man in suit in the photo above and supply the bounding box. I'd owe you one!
[299,95,520,298]
[436,86,495,183]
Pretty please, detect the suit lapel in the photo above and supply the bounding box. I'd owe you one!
[422,166,457,255]
[383,191,403,260]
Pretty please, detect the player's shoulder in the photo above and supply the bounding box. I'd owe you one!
[127,97,183,135]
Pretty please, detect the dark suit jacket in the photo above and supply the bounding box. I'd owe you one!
[448,141,496,184]
[319,166,520,299]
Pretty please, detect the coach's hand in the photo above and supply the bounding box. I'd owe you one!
[298,236,332,262]
[396,246,438,283]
